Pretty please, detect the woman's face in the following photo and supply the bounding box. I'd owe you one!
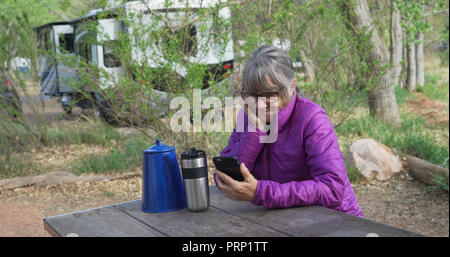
[242,77,294,123]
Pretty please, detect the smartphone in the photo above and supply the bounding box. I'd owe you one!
[213,156,244,182]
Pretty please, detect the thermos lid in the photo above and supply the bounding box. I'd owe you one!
[143,139,175,154]
[180,148,208,179]
[181,148,205,159]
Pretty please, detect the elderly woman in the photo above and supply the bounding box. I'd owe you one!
[214,46,363,217]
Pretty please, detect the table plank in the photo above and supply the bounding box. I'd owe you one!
[44,202,164,237]
[115,200,288,237]
[209,186,423,237]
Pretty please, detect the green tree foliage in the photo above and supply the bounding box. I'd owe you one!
[394,0,448,42]
[0,0,107,27]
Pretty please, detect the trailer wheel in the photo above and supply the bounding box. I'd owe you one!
[75,95,95,110]
[60,94,73,114]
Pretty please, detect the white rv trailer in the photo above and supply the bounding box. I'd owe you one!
[41,0,234,120]
[34,0,234,119]
[34,21,80,111]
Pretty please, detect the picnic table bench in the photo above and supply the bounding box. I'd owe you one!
[43,185,422,237]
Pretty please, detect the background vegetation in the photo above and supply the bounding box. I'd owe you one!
[0,0,448,191]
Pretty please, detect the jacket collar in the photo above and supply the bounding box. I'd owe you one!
[276,92,297,132]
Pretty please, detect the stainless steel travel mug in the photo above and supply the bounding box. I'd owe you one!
[180,148,210,212]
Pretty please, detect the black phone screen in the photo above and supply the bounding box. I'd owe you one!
[213,156,244,182]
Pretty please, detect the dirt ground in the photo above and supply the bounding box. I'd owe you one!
[353,174,448,237]
[404,92,449,129]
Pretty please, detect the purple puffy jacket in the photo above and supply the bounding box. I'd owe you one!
[218,93,364,218]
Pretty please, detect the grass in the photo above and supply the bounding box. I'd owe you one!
[43,122,121,147]
[431,174,449,192]
[0,120,120,152]
[395,86,415,105]
[72,136,150,175]
[416,73,449,102]
[336,113,449,169]
[0,120,122,178]
[437,49,449,67]
[0,154,42,179]
[0,121,41,178]
[0,122,39,152]
[103,190,116,197]
[346,165,363,183]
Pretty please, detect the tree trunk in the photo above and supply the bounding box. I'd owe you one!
[390,0,403,87]
[298,49,314,82]
[401,153,449,186]
[415,31,425,87]
[339,0,401,127]
[399,32,408,88]
[406,31,416,91]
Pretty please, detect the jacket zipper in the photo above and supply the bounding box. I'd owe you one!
[266,126,271,180]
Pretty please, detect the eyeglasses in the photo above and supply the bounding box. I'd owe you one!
[240,90,280,102]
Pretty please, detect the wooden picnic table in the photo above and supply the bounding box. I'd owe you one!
[43,185,423,237]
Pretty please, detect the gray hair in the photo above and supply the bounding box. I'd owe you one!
[241,45,295,95]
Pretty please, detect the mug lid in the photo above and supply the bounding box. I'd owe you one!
[181,148,205,159]
[143,139,175,154]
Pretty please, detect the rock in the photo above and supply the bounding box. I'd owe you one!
[345,138,403,181]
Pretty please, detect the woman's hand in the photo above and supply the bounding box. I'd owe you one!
[244,102,268,131]
[214,163,258,202]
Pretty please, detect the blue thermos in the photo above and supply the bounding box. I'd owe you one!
[141,139,186,213]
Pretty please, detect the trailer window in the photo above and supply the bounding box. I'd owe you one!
[103,41,121,68]
[159,24,197,57]
[59,33,75,53]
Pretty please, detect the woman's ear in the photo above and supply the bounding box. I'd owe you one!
[291,78,296,94]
